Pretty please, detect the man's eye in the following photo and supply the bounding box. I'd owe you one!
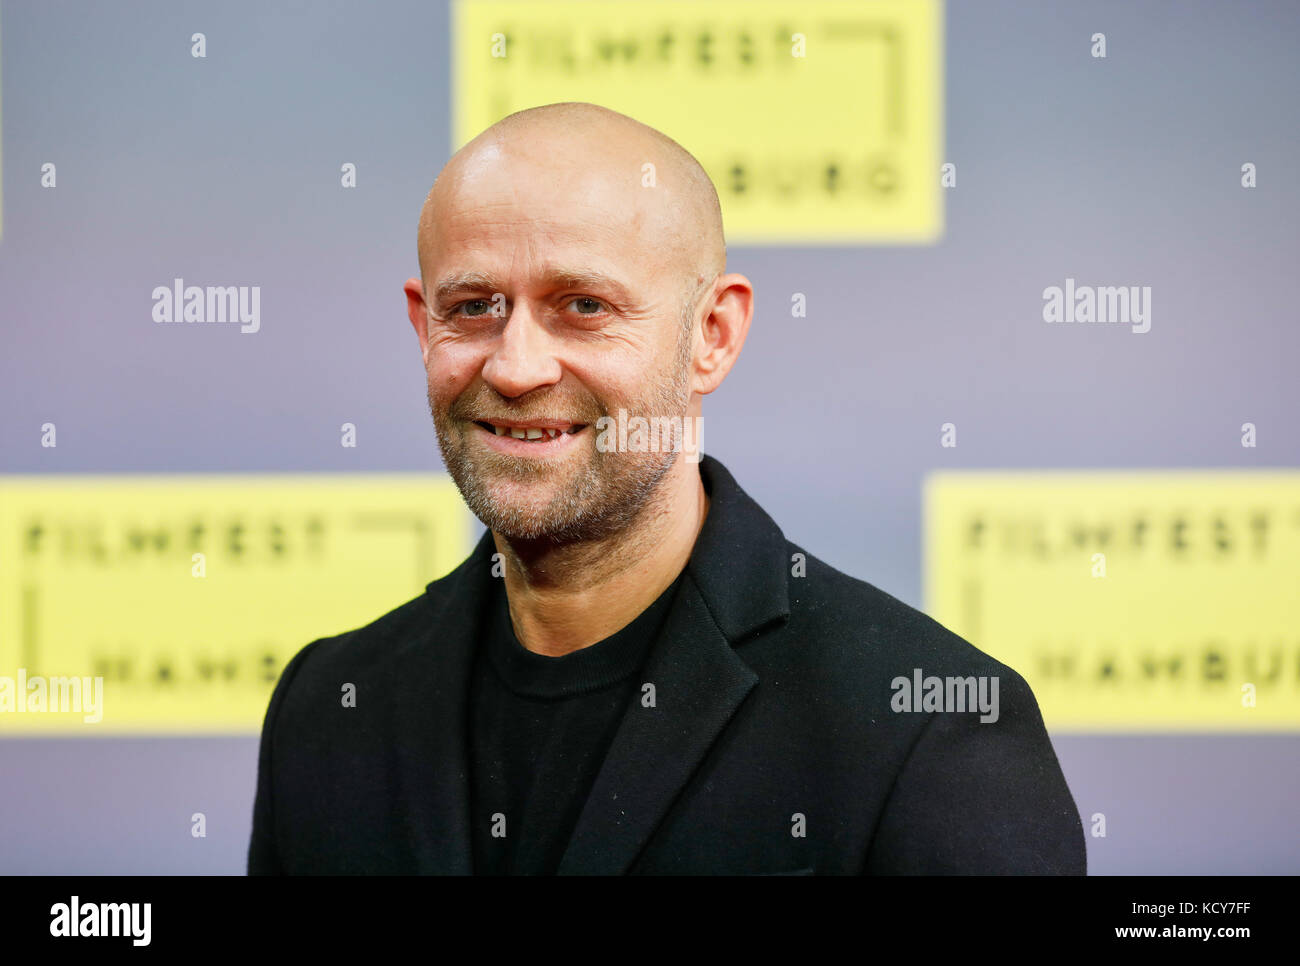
[459,300,492,317]
[568,297,605,315]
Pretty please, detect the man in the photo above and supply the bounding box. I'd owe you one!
[248,102,1086,875]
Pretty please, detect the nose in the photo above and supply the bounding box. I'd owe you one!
[480,300,563,398]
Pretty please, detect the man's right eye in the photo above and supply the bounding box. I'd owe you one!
[458,300,492,317]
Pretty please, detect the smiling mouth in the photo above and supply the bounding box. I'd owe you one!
[473,420,588,441]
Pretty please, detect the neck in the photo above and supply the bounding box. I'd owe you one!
[492,459,710,657]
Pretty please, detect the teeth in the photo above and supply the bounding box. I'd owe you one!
[486,423,578,440]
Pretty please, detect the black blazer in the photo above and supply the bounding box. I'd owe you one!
[248,455,1086,875]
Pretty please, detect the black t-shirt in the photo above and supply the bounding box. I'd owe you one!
[469,572,683,875]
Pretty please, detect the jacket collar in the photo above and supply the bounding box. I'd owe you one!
[412,454,789,873]
[685,454,791,640]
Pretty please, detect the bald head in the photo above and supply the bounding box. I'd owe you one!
[417,102,726,322]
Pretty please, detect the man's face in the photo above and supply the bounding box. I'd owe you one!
[418,140,699,543]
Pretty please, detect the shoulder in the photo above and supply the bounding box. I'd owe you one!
[776,547,1084,872]
[269,555,471,700]
[780,543,1021,686]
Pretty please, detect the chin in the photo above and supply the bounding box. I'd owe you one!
[481,510,592,543]
[469,480,581,537]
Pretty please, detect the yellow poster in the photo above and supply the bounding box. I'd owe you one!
[453,0,943,243]
[926,472,1300,731]
[0,475,472,734]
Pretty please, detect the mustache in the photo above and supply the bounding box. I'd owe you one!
[447,390,606,425]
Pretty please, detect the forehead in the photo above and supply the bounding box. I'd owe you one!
[424,141,684,289]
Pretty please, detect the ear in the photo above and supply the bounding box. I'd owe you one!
[691,273,754,395]
[404,277,430,363]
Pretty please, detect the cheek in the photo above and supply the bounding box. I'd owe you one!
[425,337,484,398]
[566,337,659,400]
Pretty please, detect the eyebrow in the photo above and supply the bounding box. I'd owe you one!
[432,268,635,305]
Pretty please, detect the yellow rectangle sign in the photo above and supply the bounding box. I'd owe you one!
[453,0,944,243]
[0,475,473,734]
[925,472,1300,731]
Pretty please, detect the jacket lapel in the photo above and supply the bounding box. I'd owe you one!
[556,455,791,874]
[555,576,759,874]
